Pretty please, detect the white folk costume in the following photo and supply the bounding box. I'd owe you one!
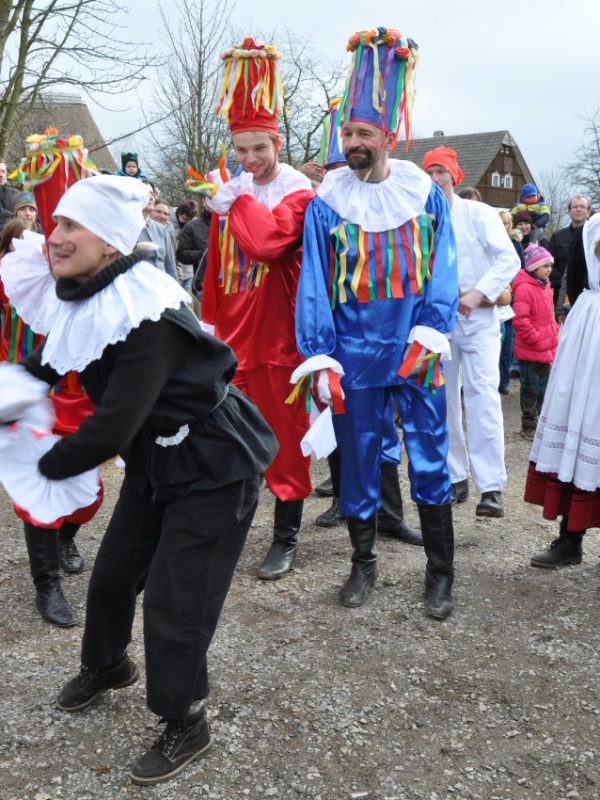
[294,27,459,617]
[422,147,520,499]
[525,214,600,529]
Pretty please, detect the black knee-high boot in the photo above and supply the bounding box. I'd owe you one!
[23,522,77,627]
[417,503,454,620]
[530,516,585,569]
[58,521,84,573]
[315,448,345,528]
[340,516,378,608]
[377,462,422,546]
[257,499,303,580]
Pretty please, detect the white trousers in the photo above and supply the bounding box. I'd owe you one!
[444,324,506,493]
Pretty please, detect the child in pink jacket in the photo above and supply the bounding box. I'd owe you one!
[512,245,559,440]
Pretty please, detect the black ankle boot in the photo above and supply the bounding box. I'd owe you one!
[130,705,212,785]
[340,517,378,608]
[377,463,422,546]
[530,516,585,569]
[58,521,84,573]
[418,503,454,620]
[257,499,303,580]
[24,523,77,627]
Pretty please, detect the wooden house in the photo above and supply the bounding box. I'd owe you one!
[394,130,536,208]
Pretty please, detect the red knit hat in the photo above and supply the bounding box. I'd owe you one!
[421,146,464,186]
[216,38,283,136]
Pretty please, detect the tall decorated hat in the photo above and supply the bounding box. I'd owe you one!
[215,38,284,136]
[10,128,99,237]
[318,97,346,169]
[338,27,419,148]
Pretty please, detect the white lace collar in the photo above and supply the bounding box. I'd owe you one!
[249,163,311,209]
[317,159,432,232]
[1,233,191,374]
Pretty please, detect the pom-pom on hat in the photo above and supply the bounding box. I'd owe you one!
[318,97,346,169]
[13,191,37,211]
[53,175,148,256]
[216,38,284,136]
[421,146,465,186]
[338,27,419,149]
[524,244,554,272]
[513,210,534,225]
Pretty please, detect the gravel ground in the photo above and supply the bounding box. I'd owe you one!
[1,385,599,800]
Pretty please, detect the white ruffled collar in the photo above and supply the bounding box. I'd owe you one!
[317,159,432,232]
[249,163,311,209]
[1,233,191,374]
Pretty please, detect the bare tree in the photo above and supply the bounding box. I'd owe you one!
[538,168,572,235]
[566,108,600,211]
[0,0,152,157]
[147,2,345,202]
[144,0,235,202]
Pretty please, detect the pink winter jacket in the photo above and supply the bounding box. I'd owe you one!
[512,270,559,363]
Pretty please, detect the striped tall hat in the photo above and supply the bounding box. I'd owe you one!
[338,27,419,148]
[216,38,284,136]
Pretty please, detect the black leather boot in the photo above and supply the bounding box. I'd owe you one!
[257,499,303,580]
[377,462,423,546]
[24,523,77,627]
[530,516,585,569]
[58,521,84,573]
[315,449,345,527]
[417,503,454,620]
[340,517,378,608]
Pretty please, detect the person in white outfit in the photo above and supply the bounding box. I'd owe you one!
[422,146,520,518]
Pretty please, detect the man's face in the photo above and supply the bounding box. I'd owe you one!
[341,121,389,171]
[426,165,454,196]
[16,206,37,229]
[568,199,591,226]
[152,204,169,225]
[232,131,279,185]
[0,162,7,185]
[516,221,532,235]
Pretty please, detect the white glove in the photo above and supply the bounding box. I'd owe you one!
[0,363,50,423]
[317,369,346,406]
[206,172,254,215]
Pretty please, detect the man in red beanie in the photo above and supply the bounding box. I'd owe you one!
[422,146,520,518]
[202,39,314,581]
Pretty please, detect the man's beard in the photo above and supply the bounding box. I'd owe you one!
[345,148,373,171]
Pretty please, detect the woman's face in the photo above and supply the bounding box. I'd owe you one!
[48,216,117,283]
[16,206,37,230]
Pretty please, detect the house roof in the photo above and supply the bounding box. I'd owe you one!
[393,130,535,187]
[7,93,117,173]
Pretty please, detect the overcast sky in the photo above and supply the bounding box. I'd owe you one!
[90,0,600,189]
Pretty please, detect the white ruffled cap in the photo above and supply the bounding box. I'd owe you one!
[53,174,148,255]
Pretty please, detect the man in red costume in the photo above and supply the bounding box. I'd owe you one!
[202,38,314,580]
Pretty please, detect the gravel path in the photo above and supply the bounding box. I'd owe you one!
[1,386,599,800]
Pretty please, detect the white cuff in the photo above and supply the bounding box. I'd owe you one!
[290,355,344,385]
[0,363,50,423]
[406,326,451,358]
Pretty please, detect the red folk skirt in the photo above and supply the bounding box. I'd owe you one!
[524,462,600,531]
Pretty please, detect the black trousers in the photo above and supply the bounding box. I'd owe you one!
[81,474,259,718]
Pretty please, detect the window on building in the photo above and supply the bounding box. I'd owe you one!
[491,172,501,188]
[503,173,513,189]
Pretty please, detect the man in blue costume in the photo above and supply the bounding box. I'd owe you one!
[295,27,459,618]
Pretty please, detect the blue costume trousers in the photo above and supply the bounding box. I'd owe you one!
[333,382,451,519]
